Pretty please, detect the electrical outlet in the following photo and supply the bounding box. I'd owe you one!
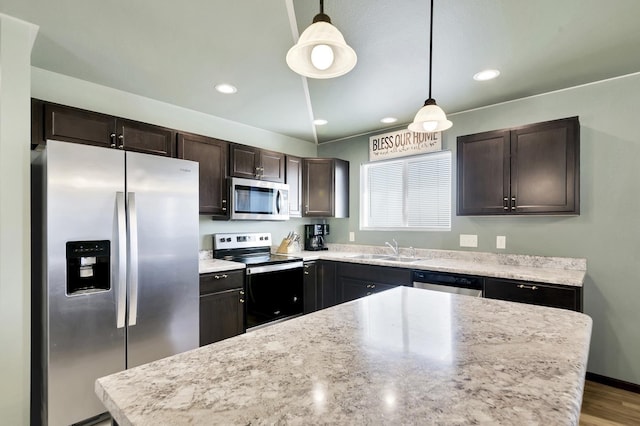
[349,232,355,242]
[496,236,506,249]
[459,234,478,248]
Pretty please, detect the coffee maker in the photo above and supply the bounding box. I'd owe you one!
[304,224,329,251]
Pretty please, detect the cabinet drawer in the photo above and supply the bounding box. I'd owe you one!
[484,278,580,311]
[200,270,244,295]
[340,277,396,303]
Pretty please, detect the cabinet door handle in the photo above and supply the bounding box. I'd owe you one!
[118,134,124,149]
[110,133,117,148]
[239,298,245,304]
[240,290,245,295]
[511,196,516,211]
[304,271,309,275]
[503,197,509,211]
[214,274,228,280]
[517,284,538,290]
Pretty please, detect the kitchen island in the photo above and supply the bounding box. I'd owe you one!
[96,287,592,425]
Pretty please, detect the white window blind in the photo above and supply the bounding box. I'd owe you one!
[360,151,451,231]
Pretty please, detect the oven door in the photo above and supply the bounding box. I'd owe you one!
[245,261,304,330]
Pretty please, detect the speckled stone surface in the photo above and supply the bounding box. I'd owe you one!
[198,258,245,274]
[296,244,587,287]
[96,287,592,425]
[200,246,586,286]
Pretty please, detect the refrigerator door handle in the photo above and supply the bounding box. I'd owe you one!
[116,192,127,329]
[127,192,139,326]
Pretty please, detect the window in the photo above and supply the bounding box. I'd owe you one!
[360,151,451,231]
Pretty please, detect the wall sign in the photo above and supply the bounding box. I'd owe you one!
[369,129,441,161]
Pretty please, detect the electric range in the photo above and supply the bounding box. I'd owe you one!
[213,232,304,330]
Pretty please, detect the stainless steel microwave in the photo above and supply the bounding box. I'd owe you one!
[229,177,290,221]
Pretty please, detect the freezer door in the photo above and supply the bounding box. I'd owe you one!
[41,141,126,425]
[125,152,199,368]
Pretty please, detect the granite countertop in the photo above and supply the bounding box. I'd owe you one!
[96,286,592,425]
[198,244,586,287]
[198,258,245,274]
[291,244,586,287]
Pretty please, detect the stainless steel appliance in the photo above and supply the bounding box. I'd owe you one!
[229,177,289,221]
[304,224,329,251]
[412,270,483,297]
[31,140,200,426]
[213,232,303,330]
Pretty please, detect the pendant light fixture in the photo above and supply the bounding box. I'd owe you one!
[286,0,357,79]
[408,0,452,133]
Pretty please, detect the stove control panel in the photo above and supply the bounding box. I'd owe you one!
[213,232,272,250]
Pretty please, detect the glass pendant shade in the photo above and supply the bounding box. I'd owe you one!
[408,99,452,133]
[286,20,357,79]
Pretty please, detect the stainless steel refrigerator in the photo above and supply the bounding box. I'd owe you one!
[31,140,199,425]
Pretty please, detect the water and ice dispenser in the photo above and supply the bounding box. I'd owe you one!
[65,240,111,295]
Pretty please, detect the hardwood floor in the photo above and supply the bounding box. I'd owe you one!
[580,380,640,425]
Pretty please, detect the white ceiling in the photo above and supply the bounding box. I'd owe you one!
[2,0,640,144]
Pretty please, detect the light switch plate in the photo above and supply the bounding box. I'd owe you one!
[349,232,355,242]
[460,234,478,248]
[496,235,506,249]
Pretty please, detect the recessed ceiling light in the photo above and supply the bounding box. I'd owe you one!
[380,117,398,124]
[214,83,237,94]
[473,69,500,81]
[313,119,328,126]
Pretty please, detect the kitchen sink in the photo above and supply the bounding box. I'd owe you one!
[386,256,422,263]
[349,254,393,260]
[349,254,422,263]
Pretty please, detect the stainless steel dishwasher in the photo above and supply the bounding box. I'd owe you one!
[412,270,483,297]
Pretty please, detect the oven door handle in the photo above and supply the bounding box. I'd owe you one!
[246,261,303,275]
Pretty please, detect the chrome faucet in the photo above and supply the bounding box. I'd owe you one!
[384,239,399,256]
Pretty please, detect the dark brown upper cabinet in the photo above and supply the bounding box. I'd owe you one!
[230,143,285,183]
[457,116,579,215]
[302,158,349,218]
[286,155,303,218]
[177,132,229,217]
[31,98,44,150]
[38,101,175,157]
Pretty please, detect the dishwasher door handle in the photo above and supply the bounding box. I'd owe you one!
[413,281,483,297]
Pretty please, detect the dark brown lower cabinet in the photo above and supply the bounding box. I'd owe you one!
[199,270,245,346]
[336,262,412,303]
[304,261,338,313]
[303,261,318,314]
[483,277,582,312]
[340,278,396,302]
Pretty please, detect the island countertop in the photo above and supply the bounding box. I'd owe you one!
[96,287,592,425]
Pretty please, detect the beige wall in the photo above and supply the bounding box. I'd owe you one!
[0,13,38,426]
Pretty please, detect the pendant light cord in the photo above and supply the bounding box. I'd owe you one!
[428,0,434,100]
[320,0,324,14]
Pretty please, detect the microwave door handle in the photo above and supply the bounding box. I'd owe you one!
[276,189,282,214]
